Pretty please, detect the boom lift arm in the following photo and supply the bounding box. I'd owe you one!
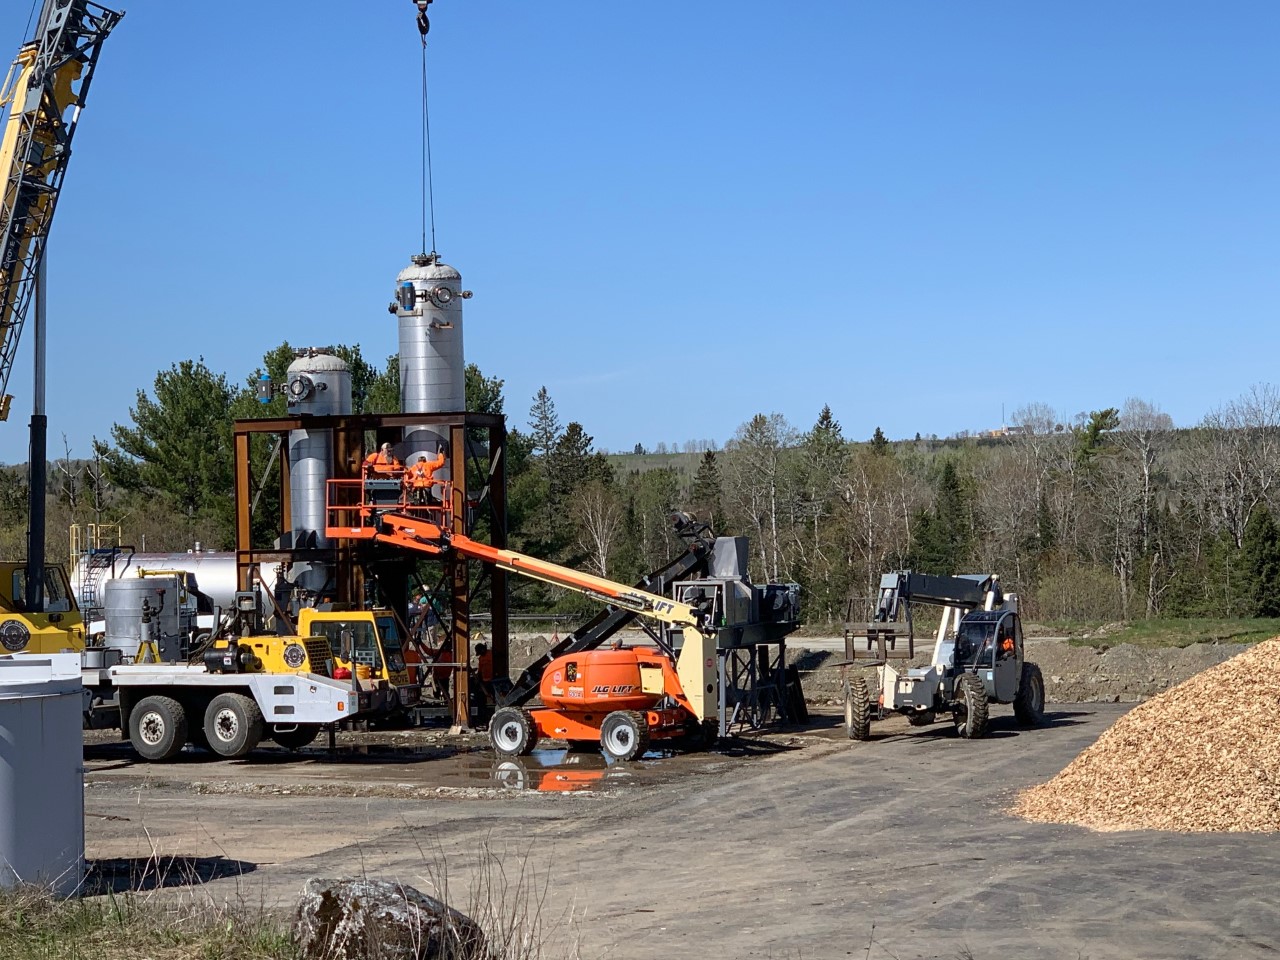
[500,515,715,707]
[334,506,722,720]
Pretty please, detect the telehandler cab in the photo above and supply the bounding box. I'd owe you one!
[841,571,1045,740]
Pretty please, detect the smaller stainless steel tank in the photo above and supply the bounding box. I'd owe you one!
[102,577,190,662]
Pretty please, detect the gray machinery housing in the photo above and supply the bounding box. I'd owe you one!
[285,350,352,596]
[672,536,802,734]
[390,252,470,475]
[99,576,192,665]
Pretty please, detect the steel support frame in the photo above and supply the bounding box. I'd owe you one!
[232,411,508,727]
[716,641,790,737]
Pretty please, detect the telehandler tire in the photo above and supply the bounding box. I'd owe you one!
[272,724,321,751]
[906,710,937,727]
[490,707,537,758]
[600,710,650,762]
[843,675,872,741]
[203,693,265,759]
[952,673,989,740]
[129,695,188,762]
[1014,661,1046,727]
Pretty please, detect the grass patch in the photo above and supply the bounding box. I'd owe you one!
[1061,618,1280,649]
[0,886,295,960]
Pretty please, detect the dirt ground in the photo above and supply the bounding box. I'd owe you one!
[509,631,1251,707]
[82,702,1280,960]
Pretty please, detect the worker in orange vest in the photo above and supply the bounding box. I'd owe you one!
[474,641,495,706]
[363,442,403,477]
[405,450,446,505]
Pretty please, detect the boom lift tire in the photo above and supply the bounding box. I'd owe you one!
[272,724,321,751]
[129,695,188,762]
[203,693,266,759]
[600,710,650,761]
[490,707,537,758]
[952,673,989,739]
[1013,661,1046,727]
[843,675,872,741]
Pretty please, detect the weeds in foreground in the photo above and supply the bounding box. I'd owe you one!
[0,884,295,960]
[0,835,580,960]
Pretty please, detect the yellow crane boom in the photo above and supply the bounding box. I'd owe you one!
[0,0,122,417]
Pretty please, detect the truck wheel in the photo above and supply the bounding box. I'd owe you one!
[272,725,321,751]
[844,675,872,741]
[1014,662,1046,727]
[129,695,188,762]
[489,707,537,758]
[600,711,650,762]
[203,693,265,759]
[953,673,990,739]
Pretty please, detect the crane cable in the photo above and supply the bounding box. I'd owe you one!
[420,27,437,256]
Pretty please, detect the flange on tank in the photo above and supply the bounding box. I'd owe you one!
[389,252,471,478]
[285,349,352,595]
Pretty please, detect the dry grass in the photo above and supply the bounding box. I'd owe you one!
[0,838,579,960]
[0,885,295,960]
[1014,636,1280,833]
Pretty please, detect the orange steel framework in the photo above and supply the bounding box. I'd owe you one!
[232,411,508,728]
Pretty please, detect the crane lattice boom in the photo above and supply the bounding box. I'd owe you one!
[0,0,121,418]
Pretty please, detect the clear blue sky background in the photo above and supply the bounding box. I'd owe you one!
[2,0,1278,463]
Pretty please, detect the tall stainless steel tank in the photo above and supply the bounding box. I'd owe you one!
[393,252,467,476]
[286,351,352,596]
[103,576,188,662]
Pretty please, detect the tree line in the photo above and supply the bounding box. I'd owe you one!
[10,343,1280,625]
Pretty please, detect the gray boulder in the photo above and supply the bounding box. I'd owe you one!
[293,877,487,960]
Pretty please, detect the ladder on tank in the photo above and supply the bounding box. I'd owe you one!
[68,523,125,628]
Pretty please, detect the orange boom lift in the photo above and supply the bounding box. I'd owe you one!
[325,481,719,761]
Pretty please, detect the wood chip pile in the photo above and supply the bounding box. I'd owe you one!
[1014,637,1280,833]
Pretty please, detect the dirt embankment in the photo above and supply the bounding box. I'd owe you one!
[498,631,1252,705]
[786,640,1249,705]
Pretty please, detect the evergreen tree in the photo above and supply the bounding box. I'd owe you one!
[528,387,561,458]
[908,460,974,574]
[1241,506,1280,617]
[689,450,724,531]
[95,359,236,540]
[870,426,890,456]
[1074,407,1119,463]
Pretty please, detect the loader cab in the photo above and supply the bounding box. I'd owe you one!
[0,562,85,654]
[296,608,411,688]
[955,609,1021,702]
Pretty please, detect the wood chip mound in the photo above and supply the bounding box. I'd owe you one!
[1014,637,1280,833]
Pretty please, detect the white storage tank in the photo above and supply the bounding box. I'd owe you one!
[0,654,84,896]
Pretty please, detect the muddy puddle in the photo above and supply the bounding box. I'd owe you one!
[83,727,805,796]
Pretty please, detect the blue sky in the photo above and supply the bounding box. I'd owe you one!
[2,0,1278,462]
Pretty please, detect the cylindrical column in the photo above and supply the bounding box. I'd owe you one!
[392,252,466,476]
[286,351,352,596]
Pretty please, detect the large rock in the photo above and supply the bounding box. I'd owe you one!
[293,877,487,960]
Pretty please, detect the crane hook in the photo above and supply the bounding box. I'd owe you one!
[415,0,432,38]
